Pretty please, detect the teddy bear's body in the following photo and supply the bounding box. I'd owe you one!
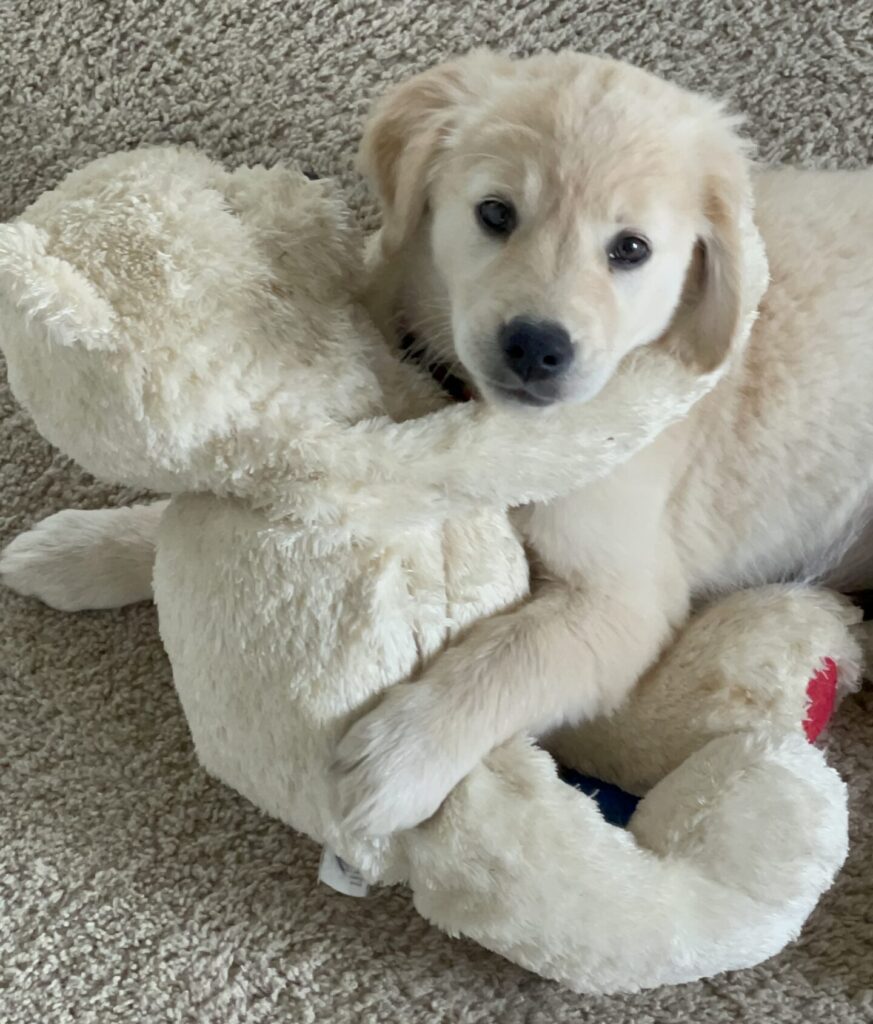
[157,491,527,877]
[0,146,533,876]
[0,146,859,993]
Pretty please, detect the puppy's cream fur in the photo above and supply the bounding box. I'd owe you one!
[3,52,873,837]
[336,51,873,831]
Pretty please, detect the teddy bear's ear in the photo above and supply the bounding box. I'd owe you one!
[0,221,118,351]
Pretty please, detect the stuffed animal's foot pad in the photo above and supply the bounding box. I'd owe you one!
[333,684,466,836]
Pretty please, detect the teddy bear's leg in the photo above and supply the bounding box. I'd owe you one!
[850,618,873,674]
[404,730,848,994]
[0,501,165,611]
[545,584,862,795]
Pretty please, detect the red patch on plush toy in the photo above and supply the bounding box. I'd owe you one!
[804,657,839,742]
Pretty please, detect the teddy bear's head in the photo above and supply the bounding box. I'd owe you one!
[0,147,390,494]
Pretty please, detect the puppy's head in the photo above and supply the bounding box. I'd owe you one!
[360,51,753,406]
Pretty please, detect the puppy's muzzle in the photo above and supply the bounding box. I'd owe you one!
[497,316,575,404]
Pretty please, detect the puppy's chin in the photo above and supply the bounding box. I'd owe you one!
[481,382,560,408]
[474,372,610,410]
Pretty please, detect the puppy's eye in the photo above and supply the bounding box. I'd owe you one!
[476,198,517,237]
[608,232,651,269]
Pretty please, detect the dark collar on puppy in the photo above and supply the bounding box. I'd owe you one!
[399,332,474,404]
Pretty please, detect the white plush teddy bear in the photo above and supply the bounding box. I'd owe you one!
[0,146,859,994]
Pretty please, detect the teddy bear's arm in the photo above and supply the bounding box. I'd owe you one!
[257,348,715,522]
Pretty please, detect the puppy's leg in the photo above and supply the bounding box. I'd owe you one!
[335,569,689,835]
[0,501,166,611]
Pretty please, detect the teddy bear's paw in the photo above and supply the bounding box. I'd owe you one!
[332,683,468,836]
[0,507,158,611]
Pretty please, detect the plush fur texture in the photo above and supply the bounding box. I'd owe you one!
[0,140,860,993]
[0,503,163,610]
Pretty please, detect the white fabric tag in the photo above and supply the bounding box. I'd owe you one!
[318,846,370,897]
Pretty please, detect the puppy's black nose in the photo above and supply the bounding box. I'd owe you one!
[499,317,574,383]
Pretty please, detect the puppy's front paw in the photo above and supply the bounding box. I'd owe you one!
[332,684,467,836]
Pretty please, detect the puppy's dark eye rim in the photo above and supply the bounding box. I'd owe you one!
[475,196,517,236]
[607,231,652,267]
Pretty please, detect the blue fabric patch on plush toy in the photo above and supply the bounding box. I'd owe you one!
[559,767,642,828]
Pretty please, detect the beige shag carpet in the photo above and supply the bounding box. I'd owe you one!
[2,2,872,1021]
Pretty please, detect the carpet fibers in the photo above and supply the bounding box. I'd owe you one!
[1,2,872,1021]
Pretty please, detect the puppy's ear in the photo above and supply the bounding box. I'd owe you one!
[674,120,761,373]
[358,52,500,254]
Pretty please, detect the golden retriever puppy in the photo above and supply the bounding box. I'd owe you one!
[331,50,873,833]
[3,52,872,836]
